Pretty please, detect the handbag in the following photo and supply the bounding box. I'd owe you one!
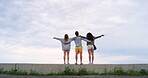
[93,45,97,50]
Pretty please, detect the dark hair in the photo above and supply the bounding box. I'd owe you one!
[64,34,69,41]
[75,31,79,36]
[86,32,94,41]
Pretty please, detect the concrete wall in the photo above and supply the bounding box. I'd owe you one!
[0,64,148,74]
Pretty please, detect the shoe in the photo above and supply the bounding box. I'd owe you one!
[75,63,78,65]
[80,63,83,65]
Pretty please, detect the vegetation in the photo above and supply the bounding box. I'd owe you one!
[0,67,148,76]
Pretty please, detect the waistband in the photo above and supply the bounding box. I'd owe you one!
[76,46,82,48]
[87,45,93,46]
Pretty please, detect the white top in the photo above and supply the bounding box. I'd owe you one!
[53,37,73,50]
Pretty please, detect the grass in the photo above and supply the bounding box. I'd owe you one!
[100,68,148,76]
[0,67,148,76]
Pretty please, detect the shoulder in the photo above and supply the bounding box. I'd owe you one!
[70,37,76,40]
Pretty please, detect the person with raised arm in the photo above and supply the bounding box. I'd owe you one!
[53,34,74,64]
[73,31,91,65]
[81,33,104,64]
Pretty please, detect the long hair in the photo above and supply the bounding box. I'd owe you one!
[86,32,94,41]
[64,34,69,41]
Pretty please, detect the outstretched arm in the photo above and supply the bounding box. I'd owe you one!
[79,36,91,43]
[80,35,87,39]
[53,37,67,44]
[64,37,75,44]
[68,37,76,42]
[53,37,63,41]
[82,38,91,42]
[94,34,104,39]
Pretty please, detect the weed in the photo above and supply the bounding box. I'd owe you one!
[60,67,77,75]
[6,69,28,75]
[0,67,148,76]
[0,68,4,73]
[139,69,148,75]
[77,68,89,75]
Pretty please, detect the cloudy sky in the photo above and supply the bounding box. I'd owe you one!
[0,0,148,64]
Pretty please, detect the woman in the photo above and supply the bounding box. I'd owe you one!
[82,33,104,64]
[53,34,73,64]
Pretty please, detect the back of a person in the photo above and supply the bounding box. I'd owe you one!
[60,39,71,50]
[86,33,94,45]
[87,39,94,45]
[74,36,82,47]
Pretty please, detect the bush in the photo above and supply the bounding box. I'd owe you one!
[77,68,89,75]
[139,69,148,75]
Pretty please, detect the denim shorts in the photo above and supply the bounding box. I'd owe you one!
[87,45,94,50]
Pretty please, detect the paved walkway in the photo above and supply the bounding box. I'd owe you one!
[0,75,148,78]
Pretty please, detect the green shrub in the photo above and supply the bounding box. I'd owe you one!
[0,68,4,73]
[60,67,77,75]
[139,69,148,75]
[77,68,89,75]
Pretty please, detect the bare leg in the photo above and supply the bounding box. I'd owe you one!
[91,49,94,64]
[80,53,82,64]
[75,53,78,65]
[64,51,66,64]
[67,50,70,64]
[88,49,91,64]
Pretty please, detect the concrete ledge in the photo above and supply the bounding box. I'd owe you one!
[0,64,148,74]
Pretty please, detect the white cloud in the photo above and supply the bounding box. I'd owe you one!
[95,54,144,64]
[0,40,88,64]
[0,0,148,64]
[0,41,62,63]
[105,16,127,24]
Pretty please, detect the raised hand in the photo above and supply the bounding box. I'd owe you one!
[101,34,105,36]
